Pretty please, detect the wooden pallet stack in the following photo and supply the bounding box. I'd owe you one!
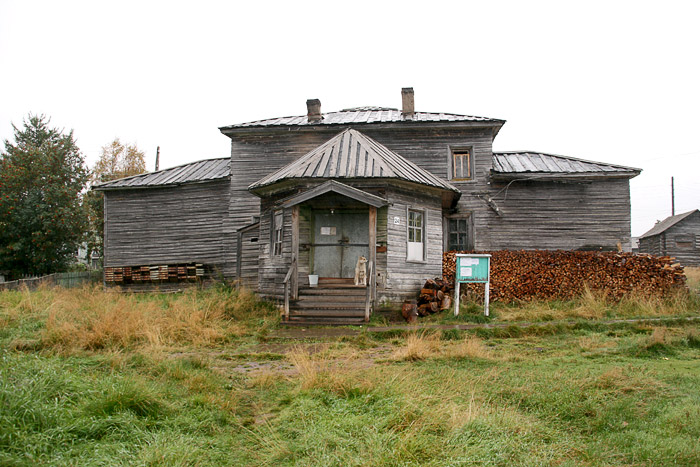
[442,250,687,302]
[104,263,208,285]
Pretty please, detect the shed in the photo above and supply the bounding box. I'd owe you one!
[638,209,700,266]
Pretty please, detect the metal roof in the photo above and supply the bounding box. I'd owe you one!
[221,107,503,130]
[93,157,230,190]
[248,129,460,193]
[639,210,699,239]
[492,151,641,177]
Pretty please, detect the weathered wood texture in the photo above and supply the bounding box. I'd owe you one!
[238,225,260,287]
[226,125,634,289]
[256,197,293,299]
[639,211,700,266]
[104,180,229,269]
[480,179,633,251]
[379,187,443,303]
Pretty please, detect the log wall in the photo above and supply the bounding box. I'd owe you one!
[104,180,229,270]
[639,211,700,266]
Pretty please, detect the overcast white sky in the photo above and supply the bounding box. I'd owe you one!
[1,0,698,236]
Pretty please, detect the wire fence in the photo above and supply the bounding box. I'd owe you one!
[0,270,103,291]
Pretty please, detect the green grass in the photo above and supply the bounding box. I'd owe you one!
[2,285,700,465]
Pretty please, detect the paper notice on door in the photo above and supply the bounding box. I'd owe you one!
[460,267,472,277]
[320,227,336,235]
[463,258,480,266]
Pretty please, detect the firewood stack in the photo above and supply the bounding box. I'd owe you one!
[415,278,453,316]
[443,250,687,303]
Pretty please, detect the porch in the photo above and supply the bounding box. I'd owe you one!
[280,181,385,323]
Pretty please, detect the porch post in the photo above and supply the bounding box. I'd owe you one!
[291,205,300,299]
[368,206,377,303]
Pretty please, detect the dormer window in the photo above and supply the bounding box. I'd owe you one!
[450,148,472,180]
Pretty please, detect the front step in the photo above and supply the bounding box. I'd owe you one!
[285,284,370,325]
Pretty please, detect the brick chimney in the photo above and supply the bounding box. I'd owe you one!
[401,87,414,119]
[306,99,322,123]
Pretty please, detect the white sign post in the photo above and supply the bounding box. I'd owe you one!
[453,254,491,317]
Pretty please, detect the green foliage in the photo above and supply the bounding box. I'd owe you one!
[0,114,88,278]
[86,138,147,261]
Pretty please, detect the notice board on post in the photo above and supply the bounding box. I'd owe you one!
[454,253,492,316]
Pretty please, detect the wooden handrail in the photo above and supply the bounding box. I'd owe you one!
[282,255,297,321]
[364,260,374,322]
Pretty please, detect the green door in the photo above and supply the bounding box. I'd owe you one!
[312,210,369,278]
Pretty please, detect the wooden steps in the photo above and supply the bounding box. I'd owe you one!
[285,280,369,325]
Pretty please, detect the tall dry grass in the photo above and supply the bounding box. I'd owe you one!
[1,284,274,351]
[497,284,698,322]
[391,332,491,361]
[686,267,700,293]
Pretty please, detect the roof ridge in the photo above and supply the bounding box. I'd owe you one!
[494,151,641,172]
[639,209,700,238]
[93,157,229,189]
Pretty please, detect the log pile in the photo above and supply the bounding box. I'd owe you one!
[415,278,453,316]
[443,250,687,302]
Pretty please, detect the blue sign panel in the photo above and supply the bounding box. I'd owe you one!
[455,254,490,283]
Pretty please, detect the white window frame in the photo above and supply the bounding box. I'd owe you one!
[271,210,283,257]
[406,208,426,262]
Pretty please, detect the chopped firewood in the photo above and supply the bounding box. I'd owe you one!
[443,250,686,303]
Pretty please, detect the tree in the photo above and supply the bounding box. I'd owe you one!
[86,138,146,262]
[0,114,89,278]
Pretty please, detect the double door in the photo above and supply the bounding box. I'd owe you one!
[312,210,368,279]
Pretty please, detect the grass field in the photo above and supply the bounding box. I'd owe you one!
[1,274,699,466]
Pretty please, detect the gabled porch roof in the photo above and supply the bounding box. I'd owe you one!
[278,180,389,209]
[248,128,459,194]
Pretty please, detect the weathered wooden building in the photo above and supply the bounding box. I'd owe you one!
[97,88,641,322]
[638,209,700,266]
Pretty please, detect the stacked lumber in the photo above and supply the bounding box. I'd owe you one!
[415,278,453,316]
[443,250,687,302]
[104,262,208,285]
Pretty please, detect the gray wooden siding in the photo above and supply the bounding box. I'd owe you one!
[639,212,700,266]
[379,187,443,303]
[104,180,229,269]
[226,125,635,284]
[227,132,344,277]
[239,227,260,287]
[257,197,293,299]
[477,179,633,251]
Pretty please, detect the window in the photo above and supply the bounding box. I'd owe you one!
[676,235,694,249]
[407,209,425,261]
[450,148,472,180]
[448,216,471,251]
[272,210,283,256]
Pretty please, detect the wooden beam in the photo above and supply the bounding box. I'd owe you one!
[369,205,377,304]
[291,205,300,299]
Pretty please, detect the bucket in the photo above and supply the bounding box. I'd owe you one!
[308,275,319,288]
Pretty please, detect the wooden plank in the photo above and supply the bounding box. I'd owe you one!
[291,205,299,298]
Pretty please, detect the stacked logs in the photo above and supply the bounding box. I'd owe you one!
[418,278,453,314]
[443,250,687,303]
[402,278,453,322]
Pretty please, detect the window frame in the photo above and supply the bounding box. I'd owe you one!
[448,145,474,181]
[443,213,474,252]
[406,207,427,263]
[271,209,284,257]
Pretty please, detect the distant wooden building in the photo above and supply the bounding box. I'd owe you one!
[638,210,700,266]
[96,88,641,323]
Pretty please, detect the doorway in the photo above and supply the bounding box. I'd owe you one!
[312,209,369,278]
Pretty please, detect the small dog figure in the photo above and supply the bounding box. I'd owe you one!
[354,255,368,286]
